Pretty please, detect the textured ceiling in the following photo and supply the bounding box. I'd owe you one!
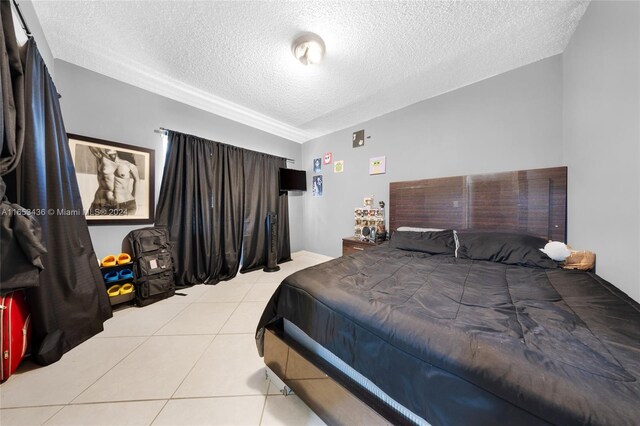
[32,0,589,143]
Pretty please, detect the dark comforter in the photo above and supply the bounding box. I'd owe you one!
[256,245,640,426]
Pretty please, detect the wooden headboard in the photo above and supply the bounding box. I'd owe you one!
[389,167,567,242]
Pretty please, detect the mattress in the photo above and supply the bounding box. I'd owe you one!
[256,245,640,426]
[283,318,430,426]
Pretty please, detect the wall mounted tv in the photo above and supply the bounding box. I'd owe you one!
[279,168,307,191]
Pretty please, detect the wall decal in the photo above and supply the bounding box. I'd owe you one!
[323,152,332,165]
[334,160,344,173]
[312,175,323,197]
[313,157,322,173]
[369,156,386,175]
[352,129,365,148]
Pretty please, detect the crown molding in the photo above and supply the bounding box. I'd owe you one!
[62,43,316,144]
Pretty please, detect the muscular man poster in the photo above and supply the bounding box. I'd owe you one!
[68,135,153,222]
[88,147,139,215]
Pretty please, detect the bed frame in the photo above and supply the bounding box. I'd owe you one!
[263,166,568,425]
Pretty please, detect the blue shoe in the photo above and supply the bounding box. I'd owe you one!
[119,268,134,281]
[103,271,120,283]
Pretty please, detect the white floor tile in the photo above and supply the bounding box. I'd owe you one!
[195,281,253,303]
[162,285,209,303]
[230,271,262,284]
[152,396,265,425]
[99,303,188,337]
[261,395,326,426]
[155,302,238,335]
[0,337,145,408]
[0,252,331,426]
[174,334,268,398]
[255,269,291,284]
[0,406,63,425]
[44,400,166,425]
[74,335,213,403]
[243,282,280,302]
[267,381,285,396]
[219,302,268,334]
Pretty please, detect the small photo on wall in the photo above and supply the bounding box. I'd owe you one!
[313,157,322,173]
[312,175,323,197]
[353,130,365,148]
[334,160,344,173]
[323,152,332,165]
[369,156,386,175]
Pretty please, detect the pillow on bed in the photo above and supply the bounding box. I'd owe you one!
[390,230,456,255]
[456,230,557,268]
[397,226,444,232]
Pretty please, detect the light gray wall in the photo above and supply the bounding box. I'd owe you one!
[563,1,640,302]
[302,55,564,258]
[55,60,303,259]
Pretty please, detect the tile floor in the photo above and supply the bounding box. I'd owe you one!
[0,251,332,426]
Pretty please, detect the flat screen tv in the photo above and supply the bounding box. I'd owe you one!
[279,168,307,191]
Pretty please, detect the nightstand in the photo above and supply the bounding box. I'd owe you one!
[342,237,379,256]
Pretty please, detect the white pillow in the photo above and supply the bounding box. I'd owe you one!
[396,226,444,232]
[540,241,571,261]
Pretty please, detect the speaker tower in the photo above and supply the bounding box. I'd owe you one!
[263,211,280,272]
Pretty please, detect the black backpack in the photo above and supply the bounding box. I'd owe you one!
[124,227,175,307]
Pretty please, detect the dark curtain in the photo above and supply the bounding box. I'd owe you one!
[0,0,25,176]
[241,151,291,272]
[155,131,245,286]
[15,38,111,365]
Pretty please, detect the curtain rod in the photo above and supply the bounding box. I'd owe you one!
[154,127,295,163]
[12,0,32,38]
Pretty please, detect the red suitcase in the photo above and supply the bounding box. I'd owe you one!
[1,291,32,382]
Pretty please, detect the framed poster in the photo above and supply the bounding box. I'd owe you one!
[323,152,332,165]
[353,129,365,148]
[334,160,344,173]
[313,157,322,173]
[68,134,155,225]
[369,156,386,175]
[312,175,323,197]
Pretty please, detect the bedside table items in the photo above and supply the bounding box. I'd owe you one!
[355,197,386,243]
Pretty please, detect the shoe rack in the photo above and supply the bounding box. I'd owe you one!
[100,254,136,306]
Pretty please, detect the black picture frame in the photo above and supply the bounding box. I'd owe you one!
[68,134,155,225]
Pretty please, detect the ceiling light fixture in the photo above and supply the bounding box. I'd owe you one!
[292,33,325,65]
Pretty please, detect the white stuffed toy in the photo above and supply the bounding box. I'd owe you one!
[540,241,572,261]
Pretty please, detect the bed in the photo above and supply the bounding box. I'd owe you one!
[255,167,640,426]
